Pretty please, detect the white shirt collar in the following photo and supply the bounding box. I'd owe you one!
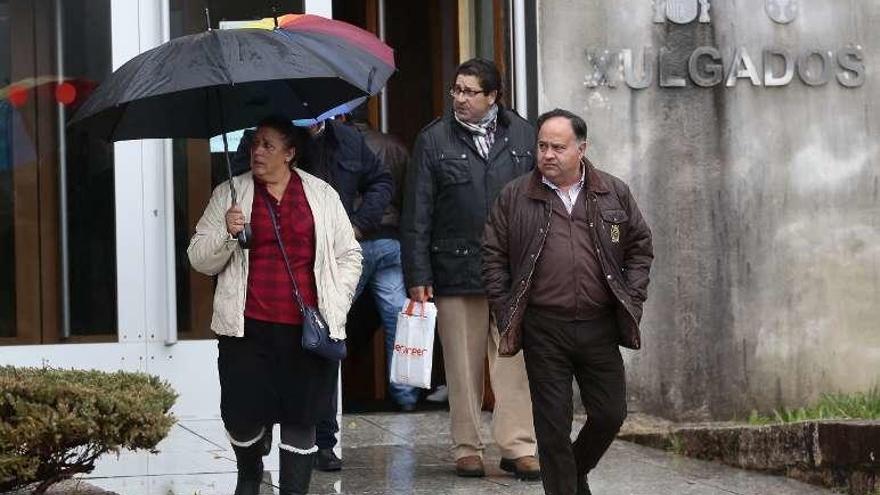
[541,165,586,192]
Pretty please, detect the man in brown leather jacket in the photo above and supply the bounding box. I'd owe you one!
[481,108,653,495]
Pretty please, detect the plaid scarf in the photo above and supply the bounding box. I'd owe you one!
[454,104,499,159]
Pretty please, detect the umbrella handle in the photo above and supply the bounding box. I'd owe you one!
[213,86,249,248]
[220,133,248,248]
[238,223,252,249]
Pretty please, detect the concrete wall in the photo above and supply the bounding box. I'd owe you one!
[537,0,880,420]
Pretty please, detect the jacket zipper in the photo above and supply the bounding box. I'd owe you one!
[501,207,552,336]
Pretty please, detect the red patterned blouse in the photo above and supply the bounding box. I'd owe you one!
[244,173,319,325]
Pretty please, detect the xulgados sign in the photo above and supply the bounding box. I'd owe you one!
[585,0,866,89]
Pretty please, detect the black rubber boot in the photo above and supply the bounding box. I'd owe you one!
[232,441,264,495]
[576,473,593,495]
[279,448,315,495]
[261,425,273,456]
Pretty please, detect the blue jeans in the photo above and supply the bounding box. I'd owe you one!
[316,239,419,449]
[353,238,420,406]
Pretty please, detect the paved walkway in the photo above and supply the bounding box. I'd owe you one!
[83,411,835,494]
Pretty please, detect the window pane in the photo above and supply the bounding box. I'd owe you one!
[0,103,15,337]
[474,0,495,61]
[61,0,116,336]
[1,1,15,338]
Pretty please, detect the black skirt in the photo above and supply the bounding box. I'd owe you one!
[217,318,337,431]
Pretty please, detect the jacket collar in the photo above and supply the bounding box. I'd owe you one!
[585,158,610,194]
[526,158,609,201]
[447,109,511,158]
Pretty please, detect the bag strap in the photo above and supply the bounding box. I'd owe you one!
[259,186,307,314]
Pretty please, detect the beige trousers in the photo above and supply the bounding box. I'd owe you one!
[436,295,536,460]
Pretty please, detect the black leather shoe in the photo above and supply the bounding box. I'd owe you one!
[576,473,592,495]
[314,448,342,471]
[396,402,417,412]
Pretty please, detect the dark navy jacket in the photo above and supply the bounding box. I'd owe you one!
[401,108,536,295]
[234,120,392,236]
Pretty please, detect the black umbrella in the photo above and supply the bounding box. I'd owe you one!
[69,22,394,209]
[70,27,392,140]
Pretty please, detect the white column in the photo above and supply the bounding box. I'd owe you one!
[304,0,333,18]
[111,0,146,343]
[160,0,178,345]
[111,0,176,345]
[512,0,528,117]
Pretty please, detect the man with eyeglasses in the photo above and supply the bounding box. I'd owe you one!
[401,58,539,480]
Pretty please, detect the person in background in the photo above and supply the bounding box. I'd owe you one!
[339,104,421,412]
[301,116,393,472]
[400,58,540,480]
[188,115,362,495]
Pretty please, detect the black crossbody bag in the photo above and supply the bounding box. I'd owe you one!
[259,188,347,361]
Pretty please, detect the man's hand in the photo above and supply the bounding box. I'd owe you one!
[225,204,245,236]
[408,285,434,302]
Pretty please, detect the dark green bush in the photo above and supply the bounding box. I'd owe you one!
[0,366,177,494]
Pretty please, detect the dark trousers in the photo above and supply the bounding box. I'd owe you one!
[522,311,627,495]
[316,380,338,449]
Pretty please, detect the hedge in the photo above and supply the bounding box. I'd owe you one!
[0,366,177,494]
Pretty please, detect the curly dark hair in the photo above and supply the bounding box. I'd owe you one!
[455,58,503,101]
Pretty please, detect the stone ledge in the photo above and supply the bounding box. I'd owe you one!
[619,419,879,495]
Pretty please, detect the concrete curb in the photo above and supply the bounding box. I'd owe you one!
[619,420,880,495]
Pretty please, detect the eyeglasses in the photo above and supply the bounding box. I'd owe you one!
[448,85,486,99]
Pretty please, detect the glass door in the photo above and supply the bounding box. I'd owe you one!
[0,0,116,346]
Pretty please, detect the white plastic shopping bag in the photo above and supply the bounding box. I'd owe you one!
[390,298,437,389]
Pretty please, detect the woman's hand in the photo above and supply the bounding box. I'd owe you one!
[225,204,245,236]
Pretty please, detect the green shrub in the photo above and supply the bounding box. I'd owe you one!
[748,387,880,425]
[0,366,177,494]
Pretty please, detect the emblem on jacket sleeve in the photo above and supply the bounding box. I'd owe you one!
[610,224,621,243]
[765,0,798,24]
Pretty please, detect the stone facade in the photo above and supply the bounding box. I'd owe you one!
[537,0,880,419]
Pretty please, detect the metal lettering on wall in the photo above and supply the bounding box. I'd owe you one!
[586,0,865,90]
[765,0,798,24]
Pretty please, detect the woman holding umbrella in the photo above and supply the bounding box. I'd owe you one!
[188,115,362,495]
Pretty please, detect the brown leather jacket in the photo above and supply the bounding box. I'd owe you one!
[481,161,653,356]
[353,122,409,237]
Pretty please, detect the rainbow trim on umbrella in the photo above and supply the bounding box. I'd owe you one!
[237,13,393,124]
[243,14,394,67]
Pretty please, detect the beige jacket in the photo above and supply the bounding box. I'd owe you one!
[187,169,362,340]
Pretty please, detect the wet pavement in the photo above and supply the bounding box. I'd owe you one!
[83,411,835,494]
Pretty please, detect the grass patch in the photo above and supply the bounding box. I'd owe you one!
[748,387,880,425]
[668,433,684,454]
